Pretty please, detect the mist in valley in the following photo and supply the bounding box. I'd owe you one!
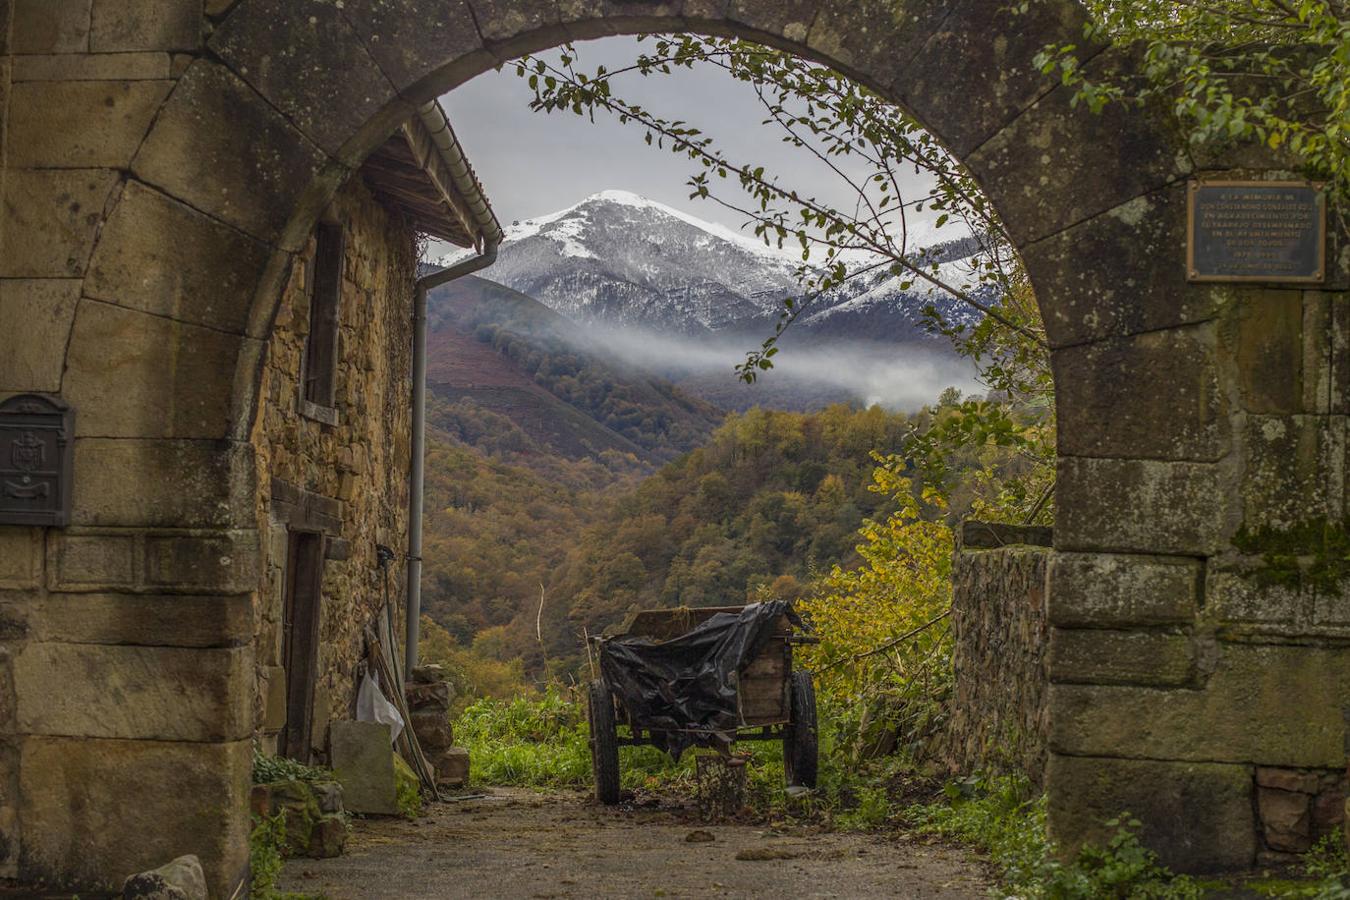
[580,324,982,413]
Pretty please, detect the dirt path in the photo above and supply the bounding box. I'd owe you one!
[278,787,993,899]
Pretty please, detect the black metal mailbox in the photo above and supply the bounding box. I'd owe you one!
[0,394,74,527]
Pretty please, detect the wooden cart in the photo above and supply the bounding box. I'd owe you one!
[587,605,818,805]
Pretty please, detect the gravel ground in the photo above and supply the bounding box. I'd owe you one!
[277,787,993,899]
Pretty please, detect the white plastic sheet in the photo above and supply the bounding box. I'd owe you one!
[356,671,404,744]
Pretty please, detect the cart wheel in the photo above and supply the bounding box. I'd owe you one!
[588,679,621,805]
[783,670,818,789]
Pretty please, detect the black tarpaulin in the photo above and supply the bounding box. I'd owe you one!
[598,601,802,758]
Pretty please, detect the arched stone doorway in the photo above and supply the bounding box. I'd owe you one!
[0,0,1342,892]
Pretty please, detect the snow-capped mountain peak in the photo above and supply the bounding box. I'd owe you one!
[438,191,982,339]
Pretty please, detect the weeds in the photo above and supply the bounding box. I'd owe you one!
[248,812,325,900]
[906,774,1200,899]
[1276,835,1350,898]
[252,746,334,785]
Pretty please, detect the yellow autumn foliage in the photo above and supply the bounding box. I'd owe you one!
[798,454,954,760]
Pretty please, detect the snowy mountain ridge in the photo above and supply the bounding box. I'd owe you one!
[439,191,984,341]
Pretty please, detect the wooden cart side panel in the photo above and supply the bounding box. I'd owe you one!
[738,635,791,725]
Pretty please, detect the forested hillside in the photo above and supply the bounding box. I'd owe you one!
[420,403,931,685]
[427,274,723,465]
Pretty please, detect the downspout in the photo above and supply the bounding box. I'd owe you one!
[406,241,497,672]
[406,101,503,673]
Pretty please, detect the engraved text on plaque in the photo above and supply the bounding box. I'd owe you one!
[1187,181,1326,283]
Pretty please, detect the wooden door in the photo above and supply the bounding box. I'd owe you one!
[281,531,324,761]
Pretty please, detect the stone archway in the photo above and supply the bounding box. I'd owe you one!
[0,0,1342,892]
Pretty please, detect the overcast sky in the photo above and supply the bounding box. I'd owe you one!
[439,36,941,240]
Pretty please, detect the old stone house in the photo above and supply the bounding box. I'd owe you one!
[250,107,498,766]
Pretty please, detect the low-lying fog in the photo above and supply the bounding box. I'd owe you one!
[585,326,983,413]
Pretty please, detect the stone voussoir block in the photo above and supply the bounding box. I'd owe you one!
[1048,627,1194,687]
[967,45,1190,248]
[131,60,335,247]
[886,0,1098,160]
[1047,552,1199,627]
[1023,182,1222,349]
[63,301,245,441]
[1050,642,1350,768]
[805,0,954,94]
[556,0,694,43]
[1046,753,1256,873]
[723,0,819,44]
[85,179,272,335]
[210,0,396,161]
[465,0,562,49]
[337,0,486,97]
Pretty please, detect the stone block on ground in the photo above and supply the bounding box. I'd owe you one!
[435,747,470,788]
[120,854,206,900]
[330,721,398,815]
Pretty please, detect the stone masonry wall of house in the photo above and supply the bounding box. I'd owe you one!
[945,542,1051,785]
[250,172,416,761]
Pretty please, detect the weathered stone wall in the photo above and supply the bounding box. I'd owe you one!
[250,173,416,762]
[944,540,1051,784]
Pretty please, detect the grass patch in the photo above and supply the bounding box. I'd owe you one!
[455,689,911,830]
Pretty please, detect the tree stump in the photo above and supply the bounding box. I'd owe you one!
[696,753,746,821]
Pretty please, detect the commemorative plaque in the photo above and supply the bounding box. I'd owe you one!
[0,394,73,527]
[1188,180,1326,283]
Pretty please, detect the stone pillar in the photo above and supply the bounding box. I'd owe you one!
[1043,224,1350,869]
[0,2,258,894]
